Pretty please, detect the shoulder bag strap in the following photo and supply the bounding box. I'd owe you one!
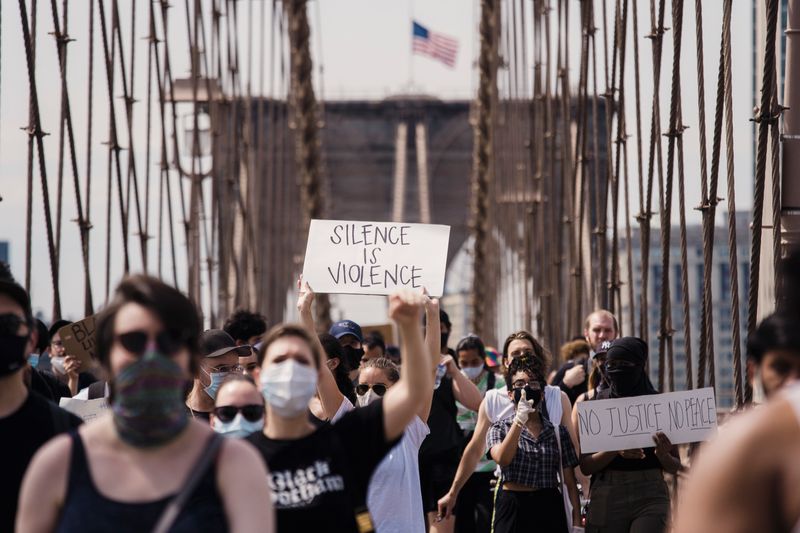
[554,424,574,530]
[152,433,224,533]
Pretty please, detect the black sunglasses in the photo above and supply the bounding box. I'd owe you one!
[356,383,388,397]
[214,404,265,423]
[116,330,184,356]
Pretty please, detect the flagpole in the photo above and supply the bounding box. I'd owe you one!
[408,0,415,91]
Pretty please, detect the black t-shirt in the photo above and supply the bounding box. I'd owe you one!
[30,368,71,403]
[246,399,396,533]
[553,360,588,405]
[0,390,82,532]
[419,376,462,458]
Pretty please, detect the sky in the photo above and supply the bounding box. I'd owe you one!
[0,0,757,323]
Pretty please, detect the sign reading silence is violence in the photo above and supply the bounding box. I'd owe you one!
[301,220,451,297]
[576,387,718,454]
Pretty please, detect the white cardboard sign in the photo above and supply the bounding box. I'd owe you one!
[59,397,109,423]
[576,387,717,454]
[301,220,451,297]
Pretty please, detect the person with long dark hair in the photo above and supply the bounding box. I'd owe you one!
[17,275,273,532]
[488,356,581,532]
[578,337,681,533]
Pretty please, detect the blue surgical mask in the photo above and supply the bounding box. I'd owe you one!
[213,412,264,438]
[27,353,40,369]
[203,369,229,400]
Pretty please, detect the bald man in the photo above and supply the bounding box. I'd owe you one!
[552,310,618,404]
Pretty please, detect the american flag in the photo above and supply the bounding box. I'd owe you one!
[412,21,458,68]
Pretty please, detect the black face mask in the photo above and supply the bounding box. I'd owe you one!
[513,385,542,406]
[0,314,29,376]
[606,366,642,397]
[342,346,364,370]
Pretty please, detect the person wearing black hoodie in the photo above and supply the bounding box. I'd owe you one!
[577,337,682,533]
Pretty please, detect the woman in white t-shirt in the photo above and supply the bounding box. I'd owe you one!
[437,331,579,529]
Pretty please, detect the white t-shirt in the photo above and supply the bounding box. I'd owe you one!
[484,384,563,424]
[367,416,430,533]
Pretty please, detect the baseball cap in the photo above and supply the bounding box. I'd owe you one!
[0,262,32,322]
[329,320,363,343]
[199,329,252,358]
[593,340,613,358]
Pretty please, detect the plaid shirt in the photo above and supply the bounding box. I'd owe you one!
[487,415,579,489]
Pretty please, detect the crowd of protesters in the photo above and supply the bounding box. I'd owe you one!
[3,251,800,533]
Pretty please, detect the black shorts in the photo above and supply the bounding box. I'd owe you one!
[419,448,461,513]
[493,488,567,533]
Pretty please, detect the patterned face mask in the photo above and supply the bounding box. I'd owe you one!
[111,350,189,448]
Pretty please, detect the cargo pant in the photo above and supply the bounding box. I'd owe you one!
[585,469,670,533]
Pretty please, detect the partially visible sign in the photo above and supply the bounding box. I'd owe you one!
[301,220,451,297]
[362,323,396,346]
[58,315,97,367]
[576,387,717,454]
[59,397,108,423]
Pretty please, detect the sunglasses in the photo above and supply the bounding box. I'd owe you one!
[116,330,184,356]
[214,404,265,423]
[356,383,388,397]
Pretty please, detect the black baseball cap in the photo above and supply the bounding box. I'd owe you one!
[199,329,252,358]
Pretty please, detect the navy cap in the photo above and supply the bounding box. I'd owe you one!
[593,340,613,357]
[329,320,363,343]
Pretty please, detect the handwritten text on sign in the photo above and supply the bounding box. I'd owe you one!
[301,220,451,296]
[576,387,717,453]
[58,315,97,368]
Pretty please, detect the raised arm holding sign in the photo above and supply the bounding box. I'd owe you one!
[301,220,450,297]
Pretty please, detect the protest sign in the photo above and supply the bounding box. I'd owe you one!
[362,323,396,345]
[58,315,97,367]
[576,387,717,454]
[301,220,451,297]
[59,397,109,423]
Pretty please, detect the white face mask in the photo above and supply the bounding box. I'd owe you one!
[51,355,66,375]
[356,388,380,407]
[260,359,318,418]
[213,412,264,439]
[461,366,483,381]
[752,367,766,404]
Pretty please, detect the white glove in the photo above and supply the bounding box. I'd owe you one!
[514,388,535,426]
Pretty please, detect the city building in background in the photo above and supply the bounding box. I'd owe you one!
[621,212,751,409]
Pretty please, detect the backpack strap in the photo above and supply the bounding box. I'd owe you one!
[152,434,224,533]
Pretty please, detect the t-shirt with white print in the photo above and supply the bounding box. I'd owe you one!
[247,398,397,533]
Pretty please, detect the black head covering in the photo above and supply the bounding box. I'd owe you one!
[605,337,658,397]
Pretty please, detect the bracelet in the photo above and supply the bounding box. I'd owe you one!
[514,419,525,429]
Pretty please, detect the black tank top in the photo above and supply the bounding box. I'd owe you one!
[56,432,229,533]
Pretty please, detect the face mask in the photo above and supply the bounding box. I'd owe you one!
[357,388,380,407]
[607,366,642,397]
[0,314,30,376]
[260,359,318,418]
[27,353,40,369]
[513,385,542,406]
[202,368,229,400]
[112,350,189,448]
[214,412,264,439]
[51,355,67,375]
[752,368,766,403]
[342,346,364,370]
[461,366,483,381]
